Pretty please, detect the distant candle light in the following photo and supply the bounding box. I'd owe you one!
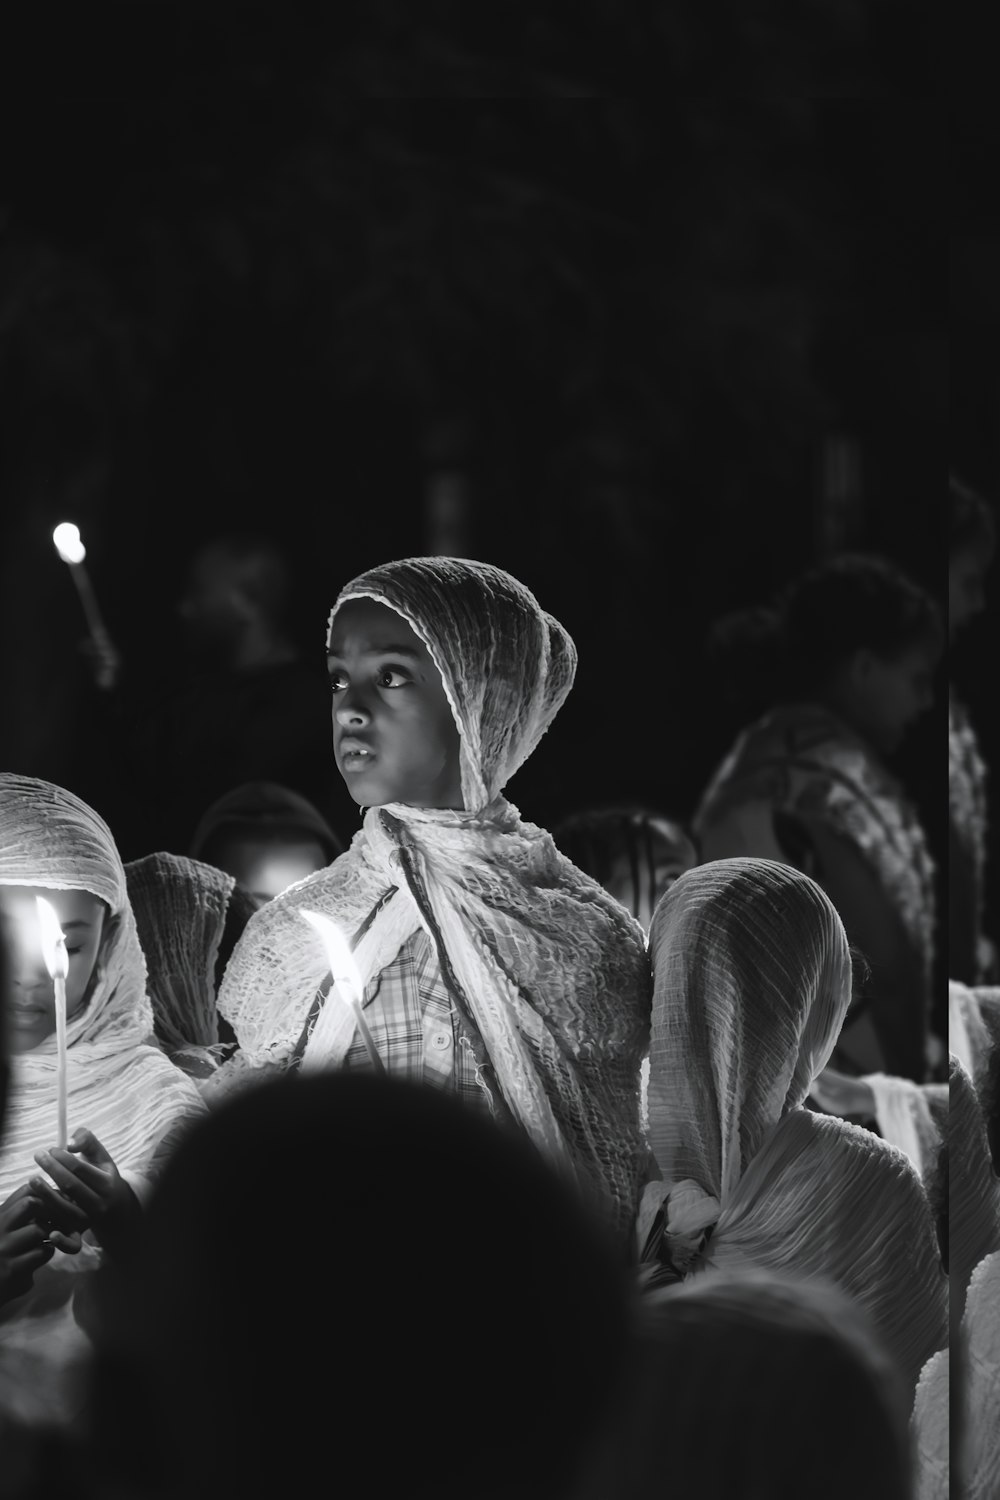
[53,522,87,565]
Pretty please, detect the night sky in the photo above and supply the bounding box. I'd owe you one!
[0,87,958,900]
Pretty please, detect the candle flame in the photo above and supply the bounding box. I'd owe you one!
[35,896,70,981]
[299,910,364,1009]
[53,522,86,565]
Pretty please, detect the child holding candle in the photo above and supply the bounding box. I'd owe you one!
[0,774,206,1429]
[212,556,652,1246]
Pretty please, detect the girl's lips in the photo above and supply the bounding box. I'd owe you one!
[341,750,376,774]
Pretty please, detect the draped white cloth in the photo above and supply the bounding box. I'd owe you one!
[950,1055,1000,1332]
[212,558,651,1239]
[911,1348,948,1500]
[0,775,206,1423]
[643,858,948,1397]
[962,1250,1000,1500]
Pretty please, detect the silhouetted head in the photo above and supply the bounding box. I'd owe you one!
[552,805,697,933]
[579,1270,912,1500]
[707,554,942,754]
[87,1074,629,1500]
[949,475,994,639]
[189,781,344,908]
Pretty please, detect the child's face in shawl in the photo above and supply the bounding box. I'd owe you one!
[0,885,107,1054]
[328,599,464,810]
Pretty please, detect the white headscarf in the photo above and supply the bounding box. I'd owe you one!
[644,858,947,1395]
[0,775,205,1200]
[215,558,651,1240]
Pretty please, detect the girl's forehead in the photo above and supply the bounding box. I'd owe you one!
[328,597,426,654]
[0,884,106,925]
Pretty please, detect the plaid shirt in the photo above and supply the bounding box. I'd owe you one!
[343,927,488,1109]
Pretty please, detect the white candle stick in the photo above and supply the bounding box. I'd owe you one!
[299,909,385,1075]
[52,522,109,640]
[35,897,70,1148]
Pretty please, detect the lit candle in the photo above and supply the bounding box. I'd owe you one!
[299,909,385,1075]
[52,522,108,641]
[35,896,70,1147]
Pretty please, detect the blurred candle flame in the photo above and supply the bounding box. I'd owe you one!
[299,910,364,1009]
[35,896,69,980]
[53,522,87,565]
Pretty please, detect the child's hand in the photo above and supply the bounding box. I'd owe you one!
[32,1128,141,1257]
[0,1187,57,1306]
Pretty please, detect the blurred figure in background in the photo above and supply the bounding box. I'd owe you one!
[123,850,259,1075]
[551,804,697,934]
[87,533,349,858]
[696,553,942,1081]
[188,780,343,910]
[81,1073,630,1500]
[579,1270,913,1500]
[949,475,996,986]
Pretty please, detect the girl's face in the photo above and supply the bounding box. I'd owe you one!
[0,885,107,1054]
[328,599,464,810]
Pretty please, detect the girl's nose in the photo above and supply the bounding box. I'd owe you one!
[334,692,373,726]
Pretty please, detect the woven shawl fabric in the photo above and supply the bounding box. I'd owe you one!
[215,557,651,1238]
[0,775,206,1201]
[911,1348,948,1500]
[646,858,947,1396]
[950,1056,1000,1331]
[124,852,234,1052]
[962,1250,1000,1500]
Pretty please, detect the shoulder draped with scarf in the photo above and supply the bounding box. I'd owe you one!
[641,857,947,1397]
[213,557,651,1239]
[694,703,936,1001]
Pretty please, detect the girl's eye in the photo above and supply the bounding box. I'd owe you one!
[330,673,348,694]
[378,668,410,689]
[66,947,83,957]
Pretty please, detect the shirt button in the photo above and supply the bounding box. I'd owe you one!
[431,1032,451,1050]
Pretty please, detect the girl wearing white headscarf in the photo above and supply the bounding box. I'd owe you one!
[212,557,651,1244]
[0,774,206,1425]
[641,857,947,1398]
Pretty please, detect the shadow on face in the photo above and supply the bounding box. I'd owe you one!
[0,886,107,1054]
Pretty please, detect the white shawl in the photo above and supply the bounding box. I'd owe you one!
[643,857,947,1396]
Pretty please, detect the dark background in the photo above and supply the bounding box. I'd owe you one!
[0,74,947,878]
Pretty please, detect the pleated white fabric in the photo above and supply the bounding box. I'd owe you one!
[213,558,651,1239]
[962,1250,1000,1500]
[645,858,948,1397]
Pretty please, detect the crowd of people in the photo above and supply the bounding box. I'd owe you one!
[0,480,995,1497]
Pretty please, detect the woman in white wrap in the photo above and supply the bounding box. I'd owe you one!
[0,774,206,1426]
[211,557,651,1245]
[640,857,947,1399]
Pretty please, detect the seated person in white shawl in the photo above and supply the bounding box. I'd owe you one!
[211,557,651,1246]
[0,775,206,1427]
[640,857,947,1400]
